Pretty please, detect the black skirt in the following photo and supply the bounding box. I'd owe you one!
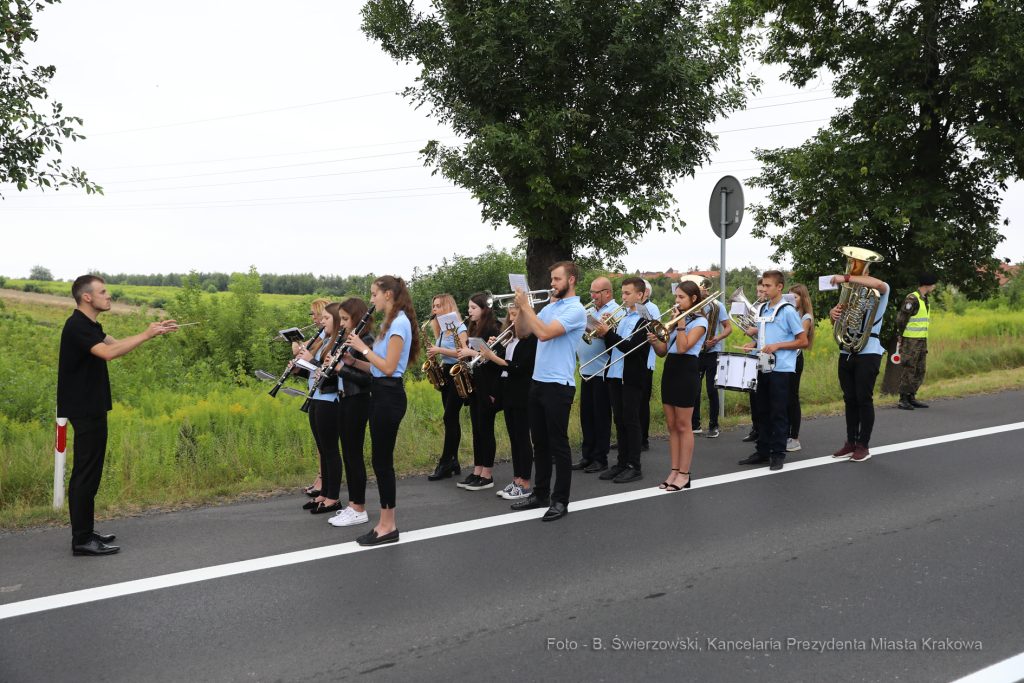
[661,353,700,408]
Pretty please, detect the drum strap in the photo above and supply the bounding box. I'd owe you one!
[754,300,792,350]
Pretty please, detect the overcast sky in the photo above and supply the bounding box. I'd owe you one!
[2,0,1021,282]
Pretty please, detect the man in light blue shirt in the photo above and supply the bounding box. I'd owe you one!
[737,271,808,471]
[510,261,587,521]
[828,271,891,463]
[574,277,617,472]
[693,294,732,438]
[640,280,661,451]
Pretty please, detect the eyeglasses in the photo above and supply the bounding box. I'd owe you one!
[589,288,610,296]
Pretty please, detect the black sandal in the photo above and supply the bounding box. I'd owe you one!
[303,474,322,497]
[659,468,678,490]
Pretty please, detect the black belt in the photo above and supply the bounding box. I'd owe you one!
[371,377,403,388]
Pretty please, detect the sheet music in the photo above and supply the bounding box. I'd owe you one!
[730,302,748,315]
[295,359,318,373]
[636,305,653,321]
[508,274,530,302]
[436,311,461,332]
[586,312,602,331]
[782,293,796,306]
[818,275,839,291]
[467,337,485,351]
[671,283,679,295]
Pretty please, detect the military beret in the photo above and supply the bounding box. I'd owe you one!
[918,272,938,286]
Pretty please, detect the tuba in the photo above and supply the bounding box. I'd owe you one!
[700,296,721,355]
[447,321,474,400]
[833,246,885,353]
[726,287,766,332]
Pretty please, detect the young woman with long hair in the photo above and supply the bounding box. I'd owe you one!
[327,297,375,528]
[344,276,419,546]
[301,297,333,497]
[786,284,815,453]
[294,302,345,515]
[647,281,708,491]
[454,293,503,491]
[424,294,468,481]
[478,304,537,500]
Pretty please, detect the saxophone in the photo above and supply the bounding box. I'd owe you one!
[420,314,447,391]
[447,321,474,400]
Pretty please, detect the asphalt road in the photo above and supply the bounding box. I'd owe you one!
[1,390,1022,683]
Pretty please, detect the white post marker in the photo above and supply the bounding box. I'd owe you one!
[54,415,68,510]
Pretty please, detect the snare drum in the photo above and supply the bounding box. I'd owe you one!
[715,352,758,393]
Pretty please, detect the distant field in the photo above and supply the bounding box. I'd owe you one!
[2,280,307,309]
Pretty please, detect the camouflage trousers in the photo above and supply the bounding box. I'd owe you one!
[898,337,928,394]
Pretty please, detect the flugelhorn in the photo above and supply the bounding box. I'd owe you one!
[485,288,556,309]
[833,246,884,353]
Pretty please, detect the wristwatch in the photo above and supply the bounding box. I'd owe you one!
[844,274,850,283]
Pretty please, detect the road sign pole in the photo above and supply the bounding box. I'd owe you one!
[719,190,727,419]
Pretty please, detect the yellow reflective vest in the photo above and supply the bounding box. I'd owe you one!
[903,291,930,339]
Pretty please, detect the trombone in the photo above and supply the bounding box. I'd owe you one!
[485,288,556,309]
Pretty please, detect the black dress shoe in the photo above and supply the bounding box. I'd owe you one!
[642,442,650,452]
[908,395,929,408]
[769,457,784,471]
[311,500,343,514]
[510,493,549,511]
[613,468,644,484]
[427,459,457,481]
[356,528,400,546]
[92,532,116,543]
[302,499,322,510]
[571,459,593,471]
[584,461,608,474]
[742,430,759,442]
[599,465,627,480]
[541,502,568,522]
[72,539,120,556]
[738,453,770,465]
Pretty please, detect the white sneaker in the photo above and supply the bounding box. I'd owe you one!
[692,426,703,435]
[498,481,515,497]
[503,485,531,500]
[786,438,801,452]
[329,508,369,527]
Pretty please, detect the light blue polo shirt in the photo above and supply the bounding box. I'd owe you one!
[644,300,660,370]
[533,296,587,385]
[797,313,813,355]
[309,342,340,401]
[756,300,804,373]
[700,300,729,353]
[371,310,412,378]
[839,282,890,356]
[576,299,618,377]
[666,316,708,357]
[606,309,641,380]
[436,322,468,365]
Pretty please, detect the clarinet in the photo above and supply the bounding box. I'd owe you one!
[299,305,375,413]
[267,327,323,397]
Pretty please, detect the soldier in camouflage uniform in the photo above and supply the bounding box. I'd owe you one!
[895,273,938,410]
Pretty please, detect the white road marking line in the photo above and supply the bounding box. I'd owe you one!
[949,652,1024,683]
[2,420,1022,621]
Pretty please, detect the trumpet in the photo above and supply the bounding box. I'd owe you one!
[467,325,516,369]
[267,323,319,343]
[581,300,631,344]
[485,288,556,309]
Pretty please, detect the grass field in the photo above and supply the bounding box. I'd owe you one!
[2,281,305,310]
[2,296,1023,530]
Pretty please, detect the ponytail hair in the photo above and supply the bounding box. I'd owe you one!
[374,275,421,360]
[788,284,815,351]
[676,281,706,318]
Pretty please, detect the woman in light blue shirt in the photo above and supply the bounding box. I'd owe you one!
[647,281,707,492]
[424,294,468,481]
[345,275,420,546]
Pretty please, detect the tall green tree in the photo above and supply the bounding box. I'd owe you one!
[741,0,1024,392]
[1,1,100,197]
[361,0,752,289]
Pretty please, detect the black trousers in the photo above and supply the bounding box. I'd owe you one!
[692,351,720,429]
[338,393,371,505]
[369,379,407,509]
[309,400,343,500]
[755,371,791,458]
[607,379,643,471]
[748,391,759,434]
[439,377,465,464]
[579,374,611,464]
[837,353,882,447]
[503,404,533,481]
[528,381,575,505]
[68,413,108,546]
[788,353,805,439]
[640,368,654,446]
[469,392,498,468]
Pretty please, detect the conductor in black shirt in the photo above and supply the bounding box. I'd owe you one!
[58,275,178,556]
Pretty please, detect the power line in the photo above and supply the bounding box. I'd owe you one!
[711,118,829,134]
[88,90,401,136]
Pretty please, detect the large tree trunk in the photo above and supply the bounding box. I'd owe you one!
[525,235,573,292]
[879,335,902,396]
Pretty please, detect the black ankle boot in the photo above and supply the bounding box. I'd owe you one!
[427,458,457,481]
[897,394,914,410]
[908,394,929,408]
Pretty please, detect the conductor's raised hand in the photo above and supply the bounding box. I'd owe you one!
[147,319,178,338]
